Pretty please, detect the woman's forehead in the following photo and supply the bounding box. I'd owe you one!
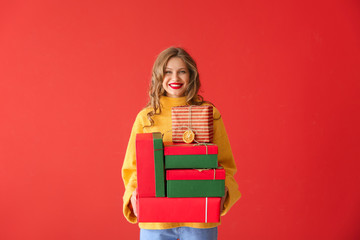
[166,57,187,69]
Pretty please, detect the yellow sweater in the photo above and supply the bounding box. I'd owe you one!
[121,96,241,229]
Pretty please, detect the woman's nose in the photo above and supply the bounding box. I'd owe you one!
[172,72,179,80]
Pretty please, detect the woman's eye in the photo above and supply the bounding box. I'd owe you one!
[165,71,171,74]
[180,70,186,74]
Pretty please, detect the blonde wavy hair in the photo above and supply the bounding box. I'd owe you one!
[145,47,205,127]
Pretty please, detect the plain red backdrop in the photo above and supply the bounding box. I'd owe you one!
[1,0,360,239]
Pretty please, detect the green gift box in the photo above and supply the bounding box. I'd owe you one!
[166,168,225,197]
[153,132,165,197]
[164,142,218,169]
[165,154,218,169]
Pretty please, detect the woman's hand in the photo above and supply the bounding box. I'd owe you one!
[220,186,229,213]
[130,188,138,217]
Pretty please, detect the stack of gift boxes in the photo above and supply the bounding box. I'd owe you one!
[135,105,225,223]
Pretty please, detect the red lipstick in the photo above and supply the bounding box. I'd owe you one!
[169,83,183,89]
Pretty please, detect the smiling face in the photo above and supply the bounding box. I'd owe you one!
[162,57,190,98]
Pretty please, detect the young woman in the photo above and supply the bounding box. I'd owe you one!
[122,47,241,240]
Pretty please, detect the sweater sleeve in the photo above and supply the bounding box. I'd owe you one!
[121,112,144,223]
[212,107,241,216]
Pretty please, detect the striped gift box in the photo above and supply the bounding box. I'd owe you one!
[171,105,213,143]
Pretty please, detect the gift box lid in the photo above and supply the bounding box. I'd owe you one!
[138,197,221,223]
[166,168,225,180]
[171,105,213,113]
[164,142,218,155]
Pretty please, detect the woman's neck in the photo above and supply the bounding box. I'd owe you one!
[160,95,187,109]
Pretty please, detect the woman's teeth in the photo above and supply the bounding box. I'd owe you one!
[169,83,183,89]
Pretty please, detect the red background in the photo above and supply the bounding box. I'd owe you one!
[1,0,360,239]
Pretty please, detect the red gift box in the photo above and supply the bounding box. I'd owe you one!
[138,197,221,223]
[136,132,165,197]
[171,105,213,143]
